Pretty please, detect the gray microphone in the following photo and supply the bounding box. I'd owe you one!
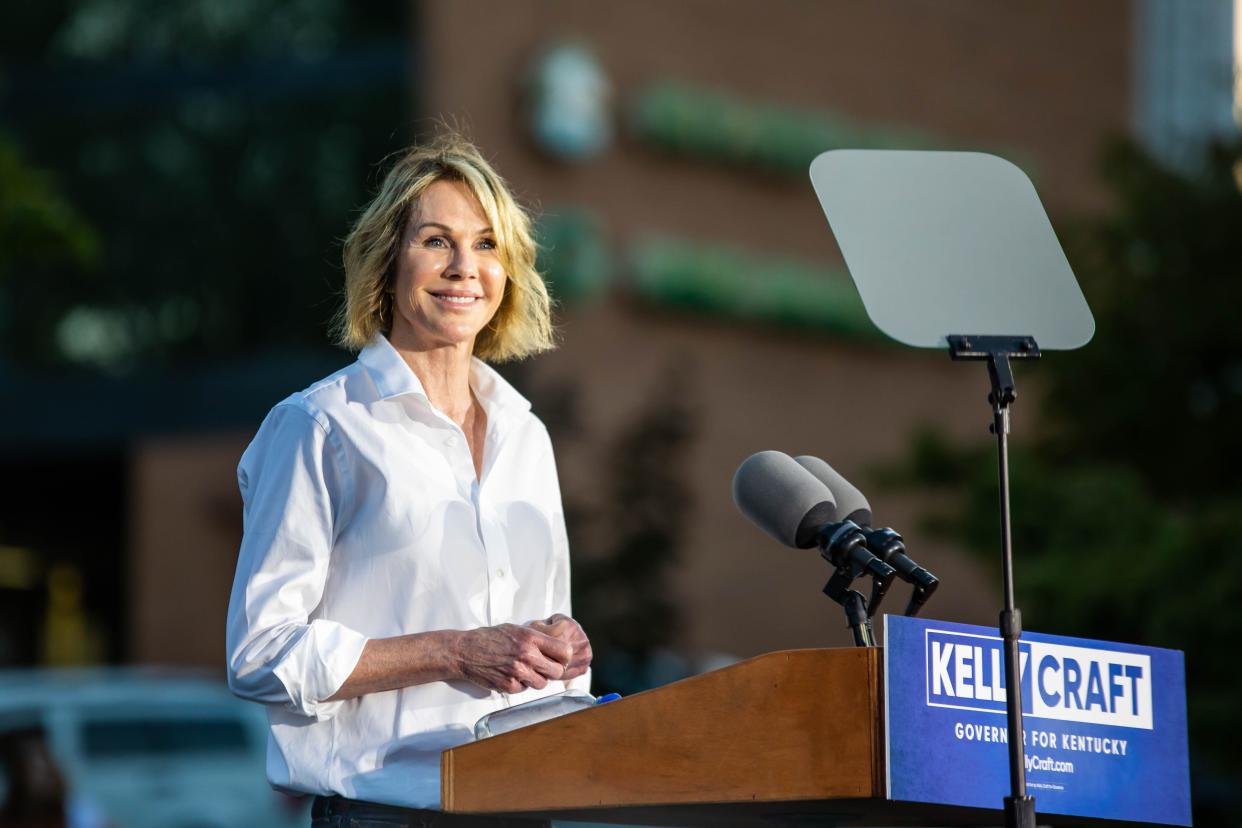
[732,450,896,582]
[794,455,940,615]
[731,450,838,548]
[793,456,871,525]
[733,450,897,645]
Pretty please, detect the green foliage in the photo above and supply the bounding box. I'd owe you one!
[0,1,409,370]
[886,140,1242,817]
[0,135,101,355]
[0,137,99,275]
[1042,141,1242,496]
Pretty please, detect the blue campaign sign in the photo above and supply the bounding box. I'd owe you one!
[884,615,1190,825]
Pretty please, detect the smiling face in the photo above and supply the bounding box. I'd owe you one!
[388,178,508,353]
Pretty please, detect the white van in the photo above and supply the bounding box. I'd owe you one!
[0,668,308,828]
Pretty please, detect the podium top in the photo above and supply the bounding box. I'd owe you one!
[443,648,882,816]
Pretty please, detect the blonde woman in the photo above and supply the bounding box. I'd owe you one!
[226,134,591,826]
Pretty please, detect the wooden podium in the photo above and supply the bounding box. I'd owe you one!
[443,647,1134,826]
[443,648,881,825]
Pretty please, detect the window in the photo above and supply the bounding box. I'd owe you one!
[81,718,250,759]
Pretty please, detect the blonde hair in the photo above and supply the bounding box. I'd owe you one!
[334,132,553,361]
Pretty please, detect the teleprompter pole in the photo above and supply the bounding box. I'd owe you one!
[948,335,1039,828]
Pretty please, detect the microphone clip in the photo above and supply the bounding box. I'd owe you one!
[816,520,897,586]
[859,526,940,617]
[817,520,896,646]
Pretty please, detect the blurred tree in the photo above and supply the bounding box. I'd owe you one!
[884,139,1242,821]
[0,0,412,371]
[0,137,98,274]
[1042,141,1242,494]
[0,135,100,359]
[541,366,696,696]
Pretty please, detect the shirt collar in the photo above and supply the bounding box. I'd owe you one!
[358,334,531,417]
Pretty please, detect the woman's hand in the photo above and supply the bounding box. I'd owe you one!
[453,624,573,694]
[526,614,592,681]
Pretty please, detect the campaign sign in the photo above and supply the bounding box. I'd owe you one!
[884,615,1190,825]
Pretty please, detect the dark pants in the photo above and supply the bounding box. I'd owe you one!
[310,795,552,828]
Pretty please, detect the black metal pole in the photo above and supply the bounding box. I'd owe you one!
[948,336,1040,828]
[823,569,876,647]
[992,385,1035,828]
[843,590,875,647]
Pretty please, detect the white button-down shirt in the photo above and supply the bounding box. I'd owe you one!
[226,334,589,809]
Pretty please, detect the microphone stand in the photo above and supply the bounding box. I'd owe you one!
[903,584,935,618]
[947,334,1040,828]
[823,568,874,647]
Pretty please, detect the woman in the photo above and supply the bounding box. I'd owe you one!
[226,133,592,826]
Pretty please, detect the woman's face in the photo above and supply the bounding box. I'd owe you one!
[390,178,507,352]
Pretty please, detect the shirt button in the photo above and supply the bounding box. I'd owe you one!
[496,568,505,578]
[445,435,458,447]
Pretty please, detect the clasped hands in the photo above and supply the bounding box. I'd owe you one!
[456,613,592,695]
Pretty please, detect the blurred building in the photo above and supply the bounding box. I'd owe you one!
[1,0,1237,675]
[413,0,1135,661]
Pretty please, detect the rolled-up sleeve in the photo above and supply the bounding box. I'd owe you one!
[226,402,369,720]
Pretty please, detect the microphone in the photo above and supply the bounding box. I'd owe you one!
[731,452,897,641]
[790,455,871,524]
[732,451,895,580]
[794,455,940,616]
[731,450,838,549]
